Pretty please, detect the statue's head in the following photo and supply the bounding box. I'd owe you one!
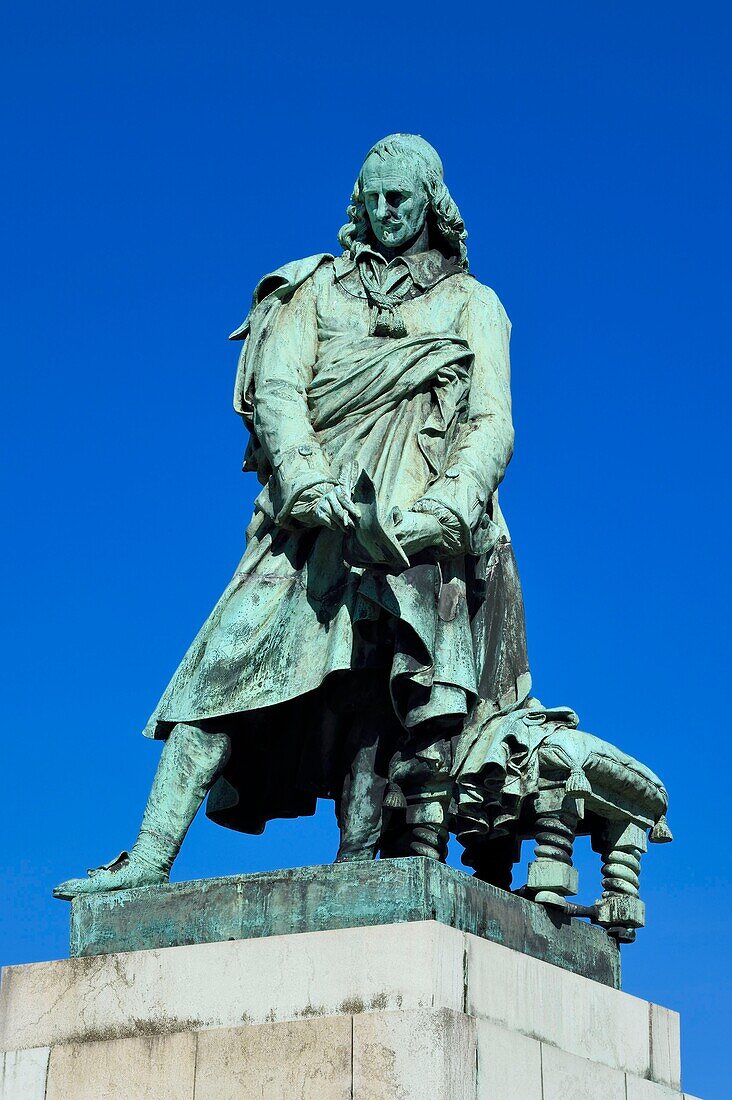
[338,134,468,268]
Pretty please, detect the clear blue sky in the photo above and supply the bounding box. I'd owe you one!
[1,3,729,1096]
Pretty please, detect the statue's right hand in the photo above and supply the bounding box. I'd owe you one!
[313,486,360,531]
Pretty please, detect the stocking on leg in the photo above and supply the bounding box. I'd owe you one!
[54,722,230,899]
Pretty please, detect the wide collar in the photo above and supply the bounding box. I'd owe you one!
[333,245,462,292]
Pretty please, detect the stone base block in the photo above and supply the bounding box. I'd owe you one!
[67,857,620,987]
[0,920,695,1099]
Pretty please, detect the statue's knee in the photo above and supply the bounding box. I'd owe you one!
[170,721,231,771]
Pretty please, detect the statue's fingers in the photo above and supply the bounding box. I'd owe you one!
[315,501,336,529]
[334,487,360,521]
[328,498,352,530]
[320,497,348,530]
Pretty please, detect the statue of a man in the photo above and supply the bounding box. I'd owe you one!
[55,134,529,899]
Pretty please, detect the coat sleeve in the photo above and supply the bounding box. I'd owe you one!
[250,273,336,526]
[416,281,514,552]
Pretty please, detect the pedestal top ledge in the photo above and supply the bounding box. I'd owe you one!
[69,857,620,988]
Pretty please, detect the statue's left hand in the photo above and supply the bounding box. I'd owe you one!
[313,486,360,531]
[394,511,443,557]
[291,483,360,531]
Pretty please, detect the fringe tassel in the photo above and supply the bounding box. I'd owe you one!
[565,767,592,795]
[384,784,407,809]
[649,815,673,843]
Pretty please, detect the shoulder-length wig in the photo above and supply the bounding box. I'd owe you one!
[337,134,469,270]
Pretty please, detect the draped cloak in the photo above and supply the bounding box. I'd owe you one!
[143,248,531,834]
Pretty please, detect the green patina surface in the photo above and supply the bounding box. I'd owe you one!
[69,858,620,988]
[54,135,670,949]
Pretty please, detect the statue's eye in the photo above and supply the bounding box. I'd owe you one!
[386,192,404,206]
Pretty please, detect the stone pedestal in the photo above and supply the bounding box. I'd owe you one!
[68,857,620,987]
[0,863,700,1099]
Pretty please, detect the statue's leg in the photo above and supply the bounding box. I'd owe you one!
[333,672,396,863]
[53,722,230,899]
[335,735,388,862]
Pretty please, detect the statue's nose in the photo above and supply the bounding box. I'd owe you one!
[375,194,387,219]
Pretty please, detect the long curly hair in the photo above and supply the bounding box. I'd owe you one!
[338,134,469,270]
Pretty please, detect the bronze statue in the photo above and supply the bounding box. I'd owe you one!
[54,136,669,946]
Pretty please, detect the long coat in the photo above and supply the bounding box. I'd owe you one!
[144,248,530,833]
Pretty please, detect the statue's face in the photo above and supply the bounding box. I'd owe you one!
[361,154,429,249]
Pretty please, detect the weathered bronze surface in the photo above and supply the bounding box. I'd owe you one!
[54,134,670,945]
